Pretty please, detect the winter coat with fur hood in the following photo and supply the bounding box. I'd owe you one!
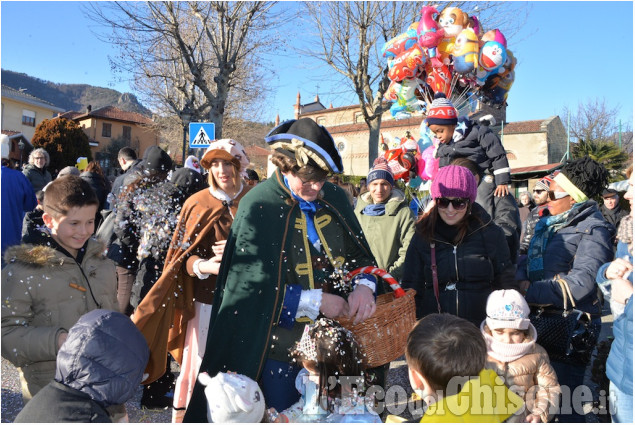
[354,188,415,281]
[482,324,561,423]
[1,236,118,398]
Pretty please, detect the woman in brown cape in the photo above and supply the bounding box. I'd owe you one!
[132,139,251,422]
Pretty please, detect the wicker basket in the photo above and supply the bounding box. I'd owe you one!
[335,268,417,369]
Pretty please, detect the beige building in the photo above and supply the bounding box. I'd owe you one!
[295,93,426,176]
[294,93,565,197]
[503,117,567,195]
[503,117,567,169]
[59,105,159,172]
[1,85,65,141]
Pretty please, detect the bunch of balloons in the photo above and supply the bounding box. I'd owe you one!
[382,6,517,119]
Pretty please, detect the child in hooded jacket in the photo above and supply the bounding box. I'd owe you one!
[1,176,118,402]
[481,290,561,423]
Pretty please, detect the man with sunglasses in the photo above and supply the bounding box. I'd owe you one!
[519,177,552,255]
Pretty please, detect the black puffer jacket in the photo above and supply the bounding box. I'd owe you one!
[14,309,148,423]
[477,182,522,264]
[436,121,511,186]
[402,203,518,325]
[14,381,111,423]
[107,159,142,210]
[519,205,549,255]
[21,208,44,242]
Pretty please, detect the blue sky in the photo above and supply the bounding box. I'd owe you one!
[1,1,633,128]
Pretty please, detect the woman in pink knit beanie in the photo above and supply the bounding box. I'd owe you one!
[401,164,519,326]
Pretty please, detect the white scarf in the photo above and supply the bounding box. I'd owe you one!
[481,322,537,363]
[209,182,243,219]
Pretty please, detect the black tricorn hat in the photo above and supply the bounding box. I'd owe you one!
[265,118,343,174]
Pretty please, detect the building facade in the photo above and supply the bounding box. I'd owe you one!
[59,105,159,173]
[1,85,65,141]
[294,93,566,198]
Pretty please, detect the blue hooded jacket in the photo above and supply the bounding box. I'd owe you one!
[15,310,149,423]
[517,201,614,314]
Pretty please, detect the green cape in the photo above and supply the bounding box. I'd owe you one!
[184,169,378,422]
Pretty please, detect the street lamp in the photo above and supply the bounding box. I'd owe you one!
[181,107,192,166]
[17,140,25,169]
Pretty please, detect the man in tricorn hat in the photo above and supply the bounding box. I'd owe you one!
[183,118,381,421]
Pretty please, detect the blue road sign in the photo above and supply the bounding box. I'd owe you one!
[189,123,215,148]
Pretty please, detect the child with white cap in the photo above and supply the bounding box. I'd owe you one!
[481,290,561,423]
[198,372,266,423]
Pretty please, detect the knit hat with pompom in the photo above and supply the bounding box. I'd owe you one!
[425,92,458,126]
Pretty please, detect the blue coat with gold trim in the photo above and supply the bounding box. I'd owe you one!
[184,168,377,422]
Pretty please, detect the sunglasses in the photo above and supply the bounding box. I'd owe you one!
[548,190,570,200]
[533,189,545,194]
[436,197,469,210]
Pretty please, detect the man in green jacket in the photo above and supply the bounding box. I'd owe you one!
[355,159,415,281]
[184,119,380,421]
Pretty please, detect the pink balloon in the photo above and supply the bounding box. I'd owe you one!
[418,145,439,181]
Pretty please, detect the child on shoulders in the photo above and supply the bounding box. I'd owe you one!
[427,92,511,211]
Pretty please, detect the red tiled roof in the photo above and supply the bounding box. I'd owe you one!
[244,145,271,157]
[57,111,84,120]
[503,120,545,134]
[62,106,153,125]
[511,163,561,175]
[1,130,21,136]
[89,106,154,125]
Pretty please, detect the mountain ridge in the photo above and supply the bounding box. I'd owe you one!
[1,69,151,116]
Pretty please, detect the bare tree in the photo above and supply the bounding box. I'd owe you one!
[84,1,281,141]
[300,1,528,168]
[563,98,633,145]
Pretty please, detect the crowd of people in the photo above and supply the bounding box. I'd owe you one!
[0,92,632,424]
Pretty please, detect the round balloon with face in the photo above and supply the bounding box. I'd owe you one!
[475,41,507,85]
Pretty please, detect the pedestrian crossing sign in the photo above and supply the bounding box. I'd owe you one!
[189,123,215,148]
